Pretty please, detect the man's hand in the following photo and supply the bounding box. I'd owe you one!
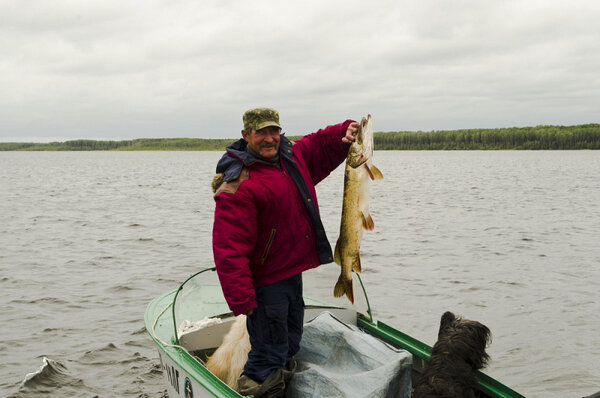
[245,309,254,316]
[342,118,367,143]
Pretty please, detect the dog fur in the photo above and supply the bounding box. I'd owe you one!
[413,311,492,398]
[205,315,250,391]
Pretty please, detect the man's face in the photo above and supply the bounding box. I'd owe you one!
[243,126,281,158]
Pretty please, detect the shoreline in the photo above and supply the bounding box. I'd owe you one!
[2,123,599,151]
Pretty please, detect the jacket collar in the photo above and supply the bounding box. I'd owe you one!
[216,135,293,181]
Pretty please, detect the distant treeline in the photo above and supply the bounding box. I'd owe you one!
[2,124,600,151]
[0,138,237,151]
[374,124,600,150]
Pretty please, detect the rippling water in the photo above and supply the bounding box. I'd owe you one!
[1,151,599,397]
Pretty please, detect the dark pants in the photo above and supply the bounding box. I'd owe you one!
[243,273,304,383]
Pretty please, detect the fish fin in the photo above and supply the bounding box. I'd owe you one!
[366,164,384,180]
[361,212,375,231]
[333,275,354,304]
[364,164,375,180]
[352,255,362,273]
[333,239,341,265]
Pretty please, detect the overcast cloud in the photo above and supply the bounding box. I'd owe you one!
[1,0,599,141]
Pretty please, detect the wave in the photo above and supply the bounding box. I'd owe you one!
[105,284,139,293]
[78,343,121,366]
[9,297,69,305]
[17,357,84,393]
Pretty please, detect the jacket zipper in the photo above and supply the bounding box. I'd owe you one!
[261,228,277,264]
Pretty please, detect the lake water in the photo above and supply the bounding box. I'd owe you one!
[1,151,599,397]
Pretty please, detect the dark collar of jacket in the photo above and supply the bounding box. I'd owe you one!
[216,135,294,182]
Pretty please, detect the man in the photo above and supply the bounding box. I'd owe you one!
[212,108,359,397]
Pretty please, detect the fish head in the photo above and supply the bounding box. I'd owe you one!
[346,115,373,168]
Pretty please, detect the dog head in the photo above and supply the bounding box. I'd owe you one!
[433,311,492,371]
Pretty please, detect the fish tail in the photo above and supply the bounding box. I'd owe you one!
[333,275,354,304]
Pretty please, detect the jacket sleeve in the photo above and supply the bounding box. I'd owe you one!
[212,187,257,316]
[294,120,354,185]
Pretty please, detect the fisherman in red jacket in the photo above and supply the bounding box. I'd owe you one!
[212,108,359,397]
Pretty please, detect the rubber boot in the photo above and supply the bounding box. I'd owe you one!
[238,369,285,398]
[281,359,297,383]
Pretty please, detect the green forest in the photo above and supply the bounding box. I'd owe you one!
[0,138,237,151]
[2,124,599,151]
[375,124,600,150]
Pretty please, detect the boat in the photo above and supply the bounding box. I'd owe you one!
[145,267,525,397]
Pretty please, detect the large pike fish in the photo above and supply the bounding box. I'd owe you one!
[334,115,383,304]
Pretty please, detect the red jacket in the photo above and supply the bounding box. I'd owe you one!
[212,120,353,315]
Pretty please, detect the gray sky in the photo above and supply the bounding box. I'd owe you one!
[2,0,599,142]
